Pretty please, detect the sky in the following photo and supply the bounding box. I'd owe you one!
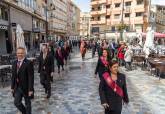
[74,0,90,12]
[74,0,165,12]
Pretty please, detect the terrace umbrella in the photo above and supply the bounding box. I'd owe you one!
[16,24,27,54]
[143,27,154,58]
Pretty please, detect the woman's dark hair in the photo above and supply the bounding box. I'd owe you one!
[109,60,118,68]
[102,49,111,60]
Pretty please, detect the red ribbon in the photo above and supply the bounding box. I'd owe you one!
[103,72,124,98]
[100,56,108,67]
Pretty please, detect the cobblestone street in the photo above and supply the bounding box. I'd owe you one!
[0,50,165,114]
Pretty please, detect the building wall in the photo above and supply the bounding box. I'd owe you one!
[90,0,150,34]
[79,12,91,37]
[48,0,67,38]
[0,30,7,54]
[10,7,32,31]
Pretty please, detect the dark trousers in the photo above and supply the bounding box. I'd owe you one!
[40,71,51,96]
[14,88,31,114]
[105,108,121,114]
[125,62,132,70]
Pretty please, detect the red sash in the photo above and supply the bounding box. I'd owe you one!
[100,56,108,67]
[103,72,124,98]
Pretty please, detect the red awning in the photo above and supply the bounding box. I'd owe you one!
[142,32,165,38]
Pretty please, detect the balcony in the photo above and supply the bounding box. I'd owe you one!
[107,8,112,15]
[134,17,144,24]
[91,0,106,5]
[113,0,122,3]
[134,5,145,12]
[91,10,106,15]
[91,20,106,25]
[107,0,112,4]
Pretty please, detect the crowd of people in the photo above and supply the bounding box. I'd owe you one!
[79,39,131,114]
[11,38,78,114]
[10,37,132,114]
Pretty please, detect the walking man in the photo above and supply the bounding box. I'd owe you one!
[11,47,34,114]
[38,44,54,98]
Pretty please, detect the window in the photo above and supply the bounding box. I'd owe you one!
[137,0,143,5]
[136,12,143,17]
[97,16,100,21]
[125,2,131,6]
[106,15,110,19]
[125,13,130,18]
[0,7,8,21]
[106,5,111,9]
[114,14,120,19]
[115,3,120,8]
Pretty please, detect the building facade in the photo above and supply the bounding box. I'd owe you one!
[79,12,91,38]
[2,0,47,53]
[0,1,10,54]
[67,0,80,40]
[90,0,150,36]
[48,0,68,41]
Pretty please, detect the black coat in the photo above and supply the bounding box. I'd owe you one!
[38,52,54,75]
[11,58,34,96]
[95,58,109,77]
[55,49,64,65]
[99,72,129,112]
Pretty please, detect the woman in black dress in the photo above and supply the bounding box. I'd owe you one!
[55,47,64,73]
[95,49,111,80]
[99,60,129,114]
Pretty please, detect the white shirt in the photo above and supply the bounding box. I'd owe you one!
[17,58,25,67]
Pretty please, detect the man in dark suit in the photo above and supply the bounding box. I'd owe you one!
[38,44,54,98]
[11,47,34,114]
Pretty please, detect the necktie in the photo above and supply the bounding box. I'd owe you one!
[17,61,21,69]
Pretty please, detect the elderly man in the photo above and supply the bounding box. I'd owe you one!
[11,47,34,114]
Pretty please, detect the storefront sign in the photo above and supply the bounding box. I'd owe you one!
[0,25,8,30]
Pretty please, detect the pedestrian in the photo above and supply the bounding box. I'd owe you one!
[80,40,87,60]
[63,42,70,65]
[124,46,133,71]
[11,47,34,114]
[92,41,97,58]
[55,46,65,73]
[117,43,125,66]
[38,44,54,98]
[95,49,110,80]
[99,60,129,114]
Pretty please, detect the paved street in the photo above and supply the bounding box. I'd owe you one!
[0,50,165,114]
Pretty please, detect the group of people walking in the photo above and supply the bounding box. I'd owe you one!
[11,38,130,114]
[11,39,72,114]
[93,39,130,114]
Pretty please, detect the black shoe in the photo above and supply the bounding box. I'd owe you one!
[62,68,64,71]
[46,95,51,99]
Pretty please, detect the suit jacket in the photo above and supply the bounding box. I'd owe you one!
[11,58,34,95]
[38,52,54,75]
[99,72,129,111]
